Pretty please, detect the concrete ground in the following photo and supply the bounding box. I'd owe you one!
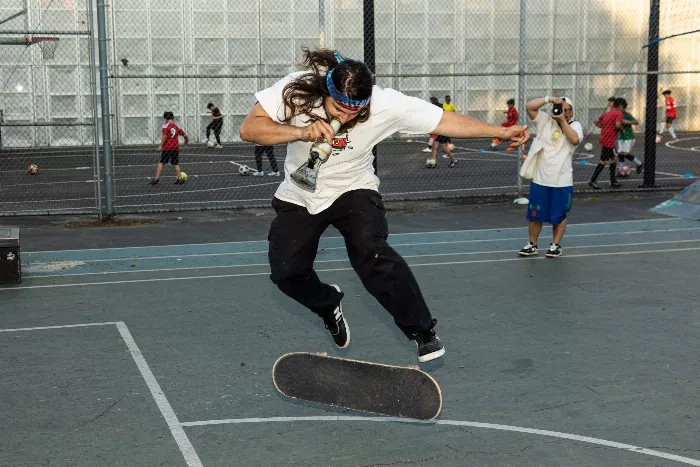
[1,192,699,466]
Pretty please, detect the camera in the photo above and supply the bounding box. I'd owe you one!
[552,102,562,115]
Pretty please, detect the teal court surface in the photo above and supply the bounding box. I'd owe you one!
[2,212,700,466]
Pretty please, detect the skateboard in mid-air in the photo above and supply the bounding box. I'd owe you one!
[272,352,442,420]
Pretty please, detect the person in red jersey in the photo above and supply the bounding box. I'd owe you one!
[151,111,189,185]
[658,89,677,141]
[492,99,519,149]
[588,98,624,189]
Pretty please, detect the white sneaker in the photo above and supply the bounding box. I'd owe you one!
[253,171,264,177]
[267,171,280,176]
[442,154,449,159]
[215,144,223,149]
[422,147,431,153]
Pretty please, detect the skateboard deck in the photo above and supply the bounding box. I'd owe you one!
[272,352,442,420]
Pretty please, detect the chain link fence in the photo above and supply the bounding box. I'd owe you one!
[0,0,699,216]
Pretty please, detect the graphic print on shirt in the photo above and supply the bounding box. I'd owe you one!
[551,129,562,147]
[330,132,352,155]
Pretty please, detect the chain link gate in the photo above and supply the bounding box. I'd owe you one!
[0,0,100,216]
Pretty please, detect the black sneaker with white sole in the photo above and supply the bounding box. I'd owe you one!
[518,242,538,256]
[415,320,445,362]
[322,284,350,348]
[546,243,562,258]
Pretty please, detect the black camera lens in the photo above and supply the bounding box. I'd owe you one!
[552,103,562,115]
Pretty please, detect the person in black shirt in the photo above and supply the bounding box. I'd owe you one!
[206,103,224,148]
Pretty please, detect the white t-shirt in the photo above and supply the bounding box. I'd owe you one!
[531,110,583,188]
[255,71,444,214]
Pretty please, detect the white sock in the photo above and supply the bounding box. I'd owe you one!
[633,156,642,166]
[659,124,665,135]
[669,127,677,139]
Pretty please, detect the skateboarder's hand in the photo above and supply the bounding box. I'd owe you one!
[299,120,337,144]
[503,125,530,148]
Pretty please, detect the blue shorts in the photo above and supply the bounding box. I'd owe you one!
[526,182,573,225]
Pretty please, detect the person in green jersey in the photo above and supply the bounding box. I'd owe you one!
[615,98,642,174]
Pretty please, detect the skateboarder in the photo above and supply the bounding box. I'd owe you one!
[239,47,529,362]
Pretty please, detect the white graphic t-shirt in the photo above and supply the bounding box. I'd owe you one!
[531,110,584,188]
[255,71,443,214]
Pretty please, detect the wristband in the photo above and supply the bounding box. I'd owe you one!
[544,96,550,104]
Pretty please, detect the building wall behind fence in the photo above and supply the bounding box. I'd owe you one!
[0,0,698,148]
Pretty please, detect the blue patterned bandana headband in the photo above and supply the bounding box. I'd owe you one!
[326,67,371,111]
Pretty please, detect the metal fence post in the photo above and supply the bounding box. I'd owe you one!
[96,0,115,218]
[364,0,378,175]
[642,0,660,188]
[515,0,528,204]
[86,0,103,219]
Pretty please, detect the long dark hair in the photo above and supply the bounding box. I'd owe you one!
[281,47,373,130]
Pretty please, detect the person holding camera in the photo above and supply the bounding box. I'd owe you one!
[519,96,582,258]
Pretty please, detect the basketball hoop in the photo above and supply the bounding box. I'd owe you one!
[28,36,59,60]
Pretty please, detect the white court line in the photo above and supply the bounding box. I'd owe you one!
[5,245,700,291]
[0,161,233,174]
[114,197,273,208]
[0,171,260,188]
[0,196,97,205]
[382,176,695,197]
[115,322,203,467]
[656,171,686,178]
[666,136,700,153]
[0,152,257,160]
[23,238,700,279]
[24,227,700,266]
[0,322,119,333]
[113,181,280,199]
[179,415,700,466]
[1,179,95,188]
[0,321,203,466]
[25,217,693,254]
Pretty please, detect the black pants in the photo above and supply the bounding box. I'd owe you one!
[206,119,223,144]
[254,145,279,172]
[590,146,617,183]
[268,190,434,339]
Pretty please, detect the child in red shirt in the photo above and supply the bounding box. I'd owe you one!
[492,99,519,149]
[151,111,189,185]
[658,90,677,140]
[588,98,624,189]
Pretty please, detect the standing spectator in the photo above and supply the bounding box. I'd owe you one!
[253,144,281,177]
[518,96,582,258]
[429,97,457,168]
[588,97,624,189]
[206,103,224,148]
[442,95,457,153]
[151,111,188,185]
[658,89,677,141]
[442,95,456,113]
